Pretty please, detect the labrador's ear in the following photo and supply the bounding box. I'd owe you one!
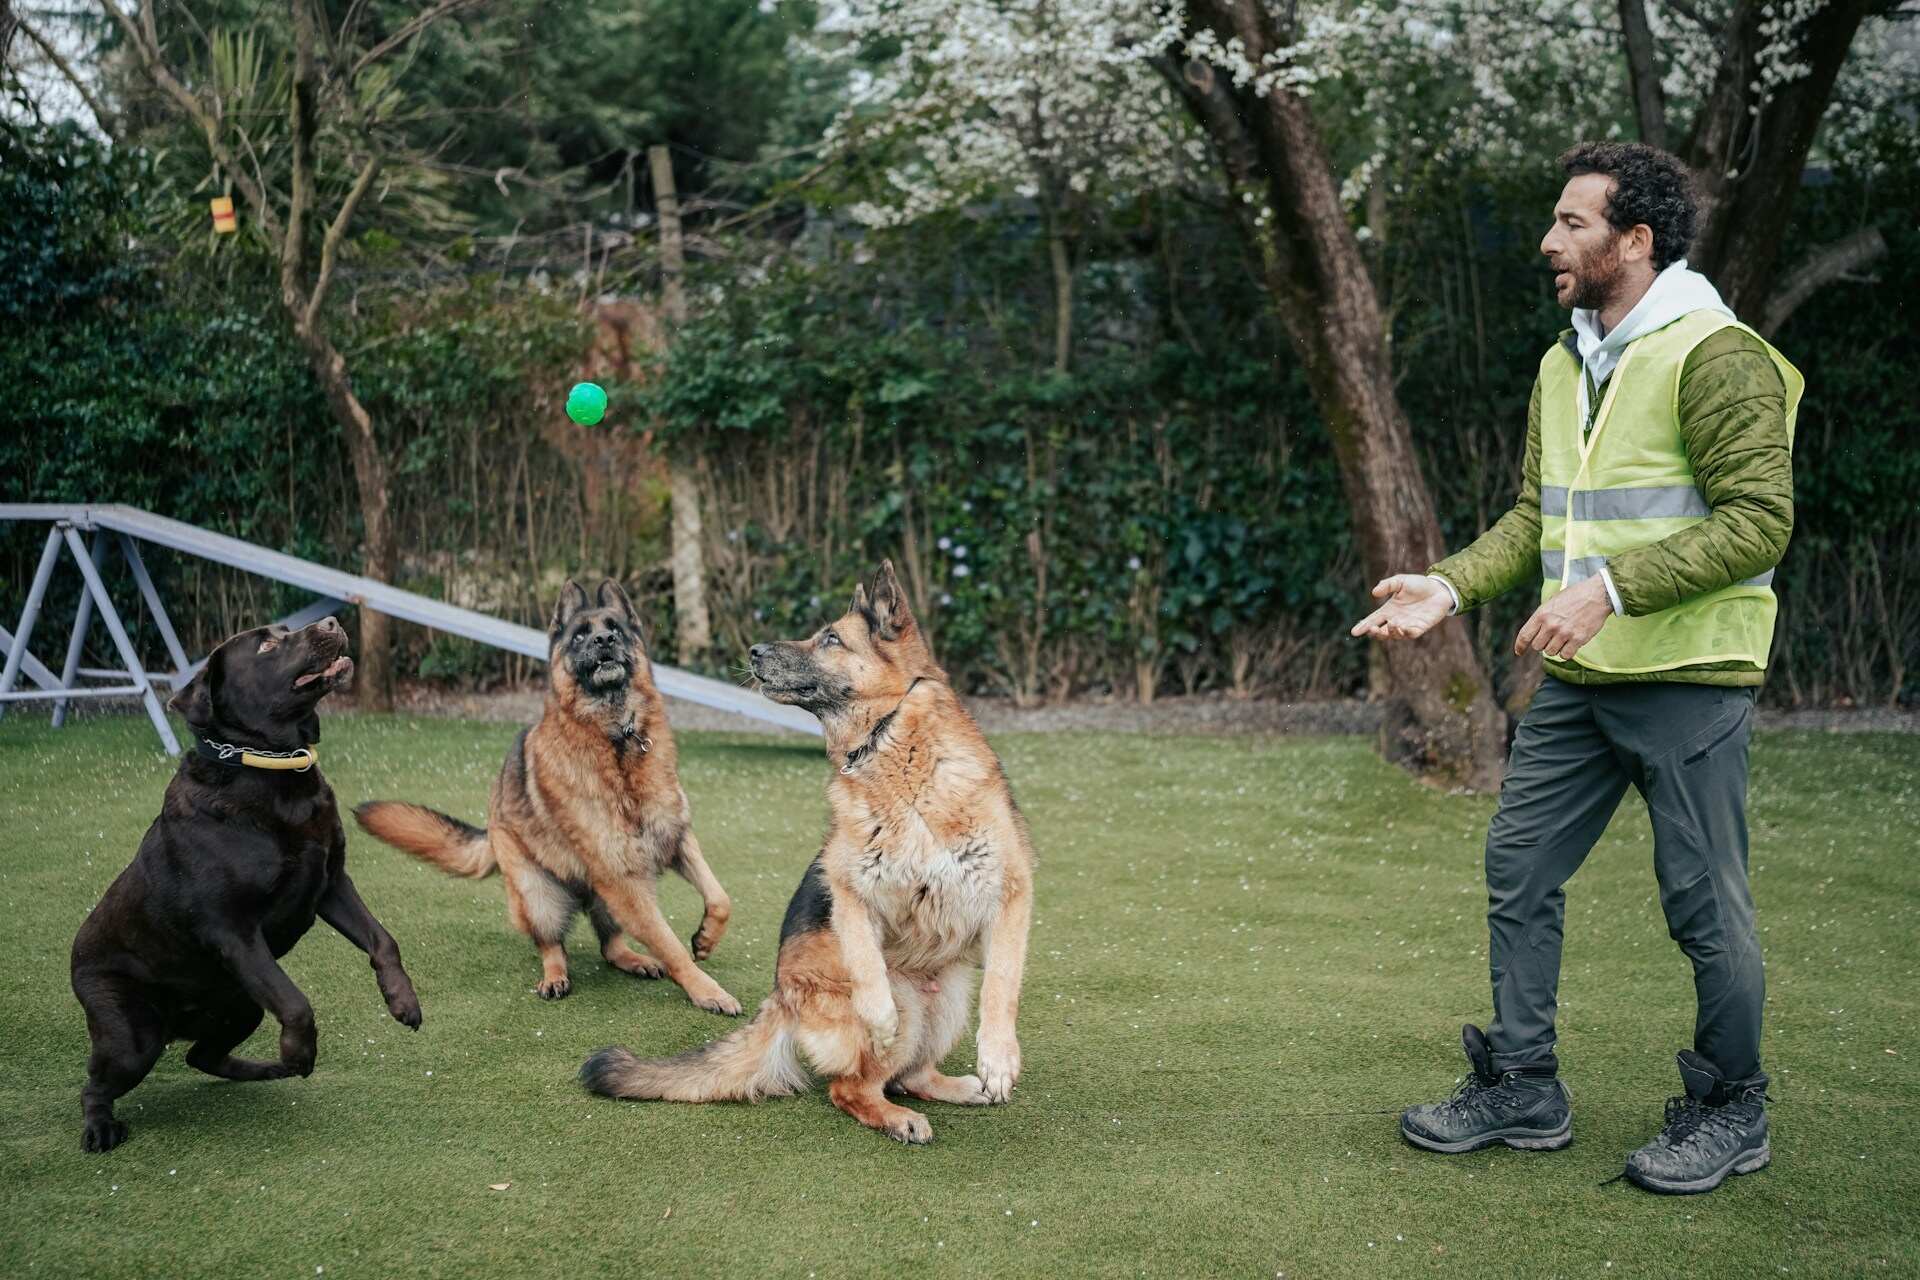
[167,657,216,730]
[549,580,590,639]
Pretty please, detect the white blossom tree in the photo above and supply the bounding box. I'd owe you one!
[815,0,1189,374]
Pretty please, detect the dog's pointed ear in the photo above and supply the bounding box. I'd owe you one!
[596,578,639,623]
[849,581,871,616]
[550,580,589,638]
[167,659,215,730]
[865,559,916,642]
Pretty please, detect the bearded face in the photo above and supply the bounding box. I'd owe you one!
[1542,172,1635,313]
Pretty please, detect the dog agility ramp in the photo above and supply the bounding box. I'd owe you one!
[2,503,820,753]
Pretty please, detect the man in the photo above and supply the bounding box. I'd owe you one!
[1351,141,1800,1195]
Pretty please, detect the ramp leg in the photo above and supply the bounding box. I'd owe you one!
[0,526,64,723]
[119,536,191,687]
[52,534,114,727]
[61,527,180,756]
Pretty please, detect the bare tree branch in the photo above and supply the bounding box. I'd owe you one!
[348,0,481,84]
[1759,225,1888,336]
[336,0,372,51]
[307,151,383,327]
[1663,0,1727,47]
[285,0,321,318]
[98,0,287,244]
[16,16,117,132]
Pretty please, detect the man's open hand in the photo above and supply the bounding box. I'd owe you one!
[1514,574,1613,658]
[1350,575,1453,642]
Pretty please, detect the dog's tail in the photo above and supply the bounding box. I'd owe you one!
[353,801,496,879]
[580,1003,805,1104]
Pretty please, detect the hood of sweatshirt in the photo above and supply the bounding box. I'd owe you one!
[1572,258,1734,423]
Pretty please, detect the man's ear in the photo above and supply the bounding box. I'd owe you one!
[167,657,216,730]
[550,580,589,638]
[865,559,916,642]
[596,578,639,624]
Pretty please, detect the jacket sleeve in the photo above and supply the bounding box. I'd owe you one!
[1606,327,1795,616]
[1427,378,1542,612]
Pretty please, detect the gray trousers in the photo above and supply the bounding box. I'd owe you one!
[1484,676,1767,1085]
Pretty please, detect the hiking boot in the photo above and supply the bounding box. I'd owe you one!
[1622,1051,1771,1194]
[1400,1024,1573,1154]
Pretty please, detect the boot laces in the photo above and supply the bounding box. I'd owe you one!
[1440,1071,1521,1118]
[1659,1087,1768,1149]
[1659,1094,1714,1147]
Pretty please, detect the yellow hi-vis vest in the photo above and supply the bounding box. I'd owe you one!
[1538,309,1803,675]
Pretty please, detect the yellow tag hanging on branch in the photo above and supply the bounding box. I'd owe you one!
[209,196,238,234]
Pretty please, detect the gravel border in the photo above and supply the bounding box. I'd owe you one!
[37,685,1913,738]
[385,685,1916,737]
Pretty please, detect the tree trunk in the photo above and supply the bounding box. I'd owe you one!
[295,326,398,709]
[1167,4,1507,790]
[650,143,712,661]
[1044,204,1074,376]
[1617,0,1667,149]
[285,0,394,709]
[1682,0,1878,317]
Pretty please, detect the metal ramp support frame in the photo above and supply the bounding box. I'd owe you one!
[1,503,819,754]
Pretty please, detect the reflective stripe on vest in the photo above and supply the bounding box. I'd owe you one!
[1540,484,1711,521]
[1537,310,1802,675]
[1541,549,1774,589]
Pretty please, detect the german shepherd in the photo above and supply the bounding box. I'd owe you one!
[71,617,420,1151]
[581,561,1033,1144]
[356,579,739,1015]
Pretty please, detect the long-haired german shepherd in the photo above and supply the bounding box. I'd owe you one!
[356,579,740,1015]
[581,561,1033,1143]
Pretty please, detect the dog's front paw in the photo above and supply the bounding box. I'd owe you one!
[387,989,423,1029]
[692,986,743,1017]
[536,976,572,1000]
[81,1117,129,1153]
[280,1038,317,1079]
[883,1109,934,1145]
[976,1034,1021,1104]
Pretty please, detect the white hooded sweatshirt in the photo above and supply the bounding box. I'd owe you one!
[1571,257,1734,428]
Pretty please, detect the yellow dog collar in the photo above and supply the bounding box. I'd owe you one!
[194,737,318,772]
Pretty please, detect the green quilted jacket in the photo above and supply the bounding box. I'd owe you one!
[1430,325,1795,687]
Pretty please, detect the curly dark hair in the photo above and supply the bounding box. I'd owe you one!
[1559,141,1699,271]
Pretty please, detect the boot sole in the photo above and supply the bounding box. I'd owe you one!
[1400,1114,1572,1154]
[1624,1142,1771,1195]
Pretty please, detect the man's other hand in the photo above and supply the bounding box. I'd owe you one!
[1514,574,1613,659]
[1350,575,1453,642]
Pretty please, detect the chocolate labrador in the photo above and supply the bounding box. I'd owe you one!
[69,616,421,1152]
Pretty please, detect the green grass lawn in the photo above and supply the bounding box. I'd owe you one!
[2,714,1916,1278]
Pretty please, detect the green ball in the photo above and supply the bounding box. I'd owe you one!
[565,381,608,426]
